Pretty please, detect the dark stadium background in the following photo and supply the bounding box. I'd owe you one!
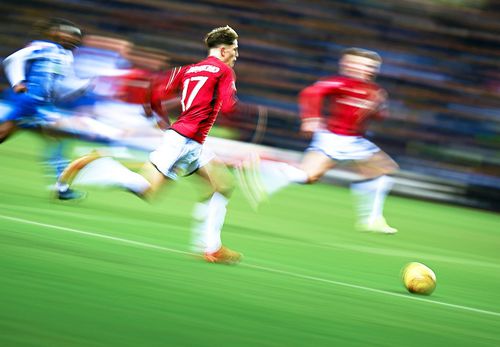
[1,0,499,209]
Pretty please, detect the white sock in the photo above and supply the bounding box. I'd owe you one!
[369,175,394,223]
[119,169,151,195]
[351,176,394,224]
[260,161,308,195]
[191,200,210,253]
[351,179,375,224]
[73,157,150,195]
[191,192,228,253]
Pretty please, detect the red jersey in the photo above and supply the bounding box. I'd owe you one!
[151,56,237,144]
[299,76,388,136]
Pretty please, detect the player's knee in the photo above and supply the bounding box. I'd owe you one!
[216,179,235,198]
[300,163,329,184]
[383,162,399,175]
[392,161,400,172]
[0,123,15,143]
[0,132,11,144]
[138,185,154,201]
[303,167,324,183]
[306,173,321,184]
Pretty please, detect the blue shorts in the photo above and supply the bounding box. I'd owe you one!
[1,91,52,128]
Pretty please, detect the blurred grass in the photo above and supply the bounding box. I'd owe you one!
[0,132,499,347]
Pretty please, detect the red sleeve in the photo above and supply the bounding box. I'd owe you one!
[218,68,237,114]
[371,88,389,120]
[150,66,185,118]
[298,79,343,121]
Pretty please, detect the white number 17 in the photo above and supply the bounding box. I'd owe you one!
[181,76,208,111]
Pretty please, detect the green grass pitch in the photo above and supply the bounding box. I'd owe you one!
[1,133,499,347]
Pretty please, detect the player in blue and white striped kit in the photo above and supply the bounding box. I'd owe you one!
[1,18,89,199]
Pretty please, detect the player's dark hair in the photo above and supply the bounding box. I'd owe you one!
[204,26,238,49]
[35,18,82,38]
[341,47,381,63]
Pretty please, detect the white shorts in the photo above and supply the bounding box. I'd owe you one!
[149,130,215,180]
[307,130,380,161]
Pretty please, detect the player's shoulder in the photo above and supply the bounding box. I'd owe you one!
[366,80,384,93]
[7,40,59,59]
[27,40,60,50]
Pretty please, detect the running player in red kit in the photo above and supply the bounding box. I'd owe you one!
[239,48,399,233]
[59,26,242,263]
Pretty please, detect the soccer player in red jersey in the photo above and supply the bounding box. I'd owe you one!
[60,26,242,263]
[239,48,399,233]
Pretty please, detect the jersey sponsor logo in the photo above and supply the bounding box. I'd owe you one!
[186,65,220,74]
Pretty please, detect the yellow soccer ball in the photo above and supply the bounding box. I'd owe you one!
[401,262,436,295]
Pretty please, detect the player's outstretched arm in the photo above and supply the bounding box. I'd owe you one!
[3,45,40,90]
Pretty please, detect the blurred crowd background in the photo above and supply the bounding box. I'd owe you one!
[0,0,499,209]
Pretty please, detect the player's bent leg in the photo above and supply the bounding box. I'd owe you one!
[39,138,85,201]
[55,151,102,201]
[354,150,399,177]
[192,163,242,264]
[197,159,235,198]
[58,152,151,199]
[0,121,17,144]
[236,152,311,210]
[57,151,101,187]
[138,161,170,200]
[299,150,336,183]
[235,152,268,210]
